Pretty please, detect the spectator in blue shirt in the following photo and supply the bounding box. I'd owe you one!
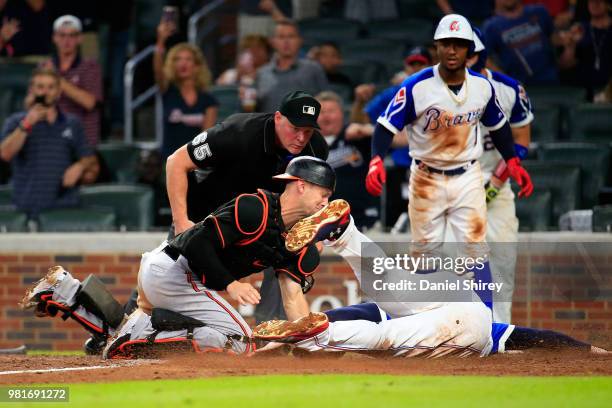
[0,68,94,217]
[483,0,559,85]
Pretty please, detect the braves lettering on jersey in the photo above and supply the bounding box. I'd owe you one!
[377,65,506,170]
[480,69,534,181]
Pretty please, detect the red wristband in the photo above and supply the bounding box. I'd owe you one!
[19,120,32,133]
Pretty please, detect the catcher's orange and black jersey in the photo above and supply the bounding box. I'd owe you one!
[168,189,319,292]
[184,113,328,223]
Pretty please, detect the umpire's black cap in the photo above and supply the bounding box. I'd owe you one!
[273,156,336,191]
[278,90,321,129]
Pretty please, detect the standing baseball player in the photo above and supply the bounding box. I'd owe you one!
[21,157,337,358]
[365,14,534,309]
[444,27,534,323]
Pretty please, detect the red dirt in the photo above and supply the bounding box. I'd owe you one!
[1,350,611,385]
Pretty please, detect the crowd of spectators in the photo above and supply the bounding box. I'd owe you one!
[0,0,611,230]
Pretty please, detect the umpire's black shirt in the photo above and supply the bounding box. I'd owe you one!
[184,113,328,223]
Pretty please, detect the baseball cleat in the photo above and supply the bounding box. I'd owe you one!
[590,346,609,354]
[285,199,350,252]
[252,312,329,343]
[83,335,108,356]
[20,265,68,314]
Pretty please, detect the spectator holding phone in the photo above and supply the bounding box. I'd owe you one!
[155,13,219,160]
[0,68,95,218]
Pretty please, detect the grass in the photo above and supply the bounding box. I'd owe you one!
[11,375,612,408]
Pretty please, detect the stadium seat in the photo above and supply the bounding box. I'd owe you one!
[133,0,162,47]
[0,208,28,232]
[530,105,560,143]
[79,184,154,231]
[538,143,610,208]
[520,161,581,227]
[337,60,386,85]
[514,190,552,231]
[209,85,241,121]
[38,207,117,232]
[0,184,11,206]
[328,82,353,104]
[341,39,404,66]
[592,205,612,232]
[0,62,36,94]
[397,0,439,19]
[567,103,612,143]
[299,19,362,42]
[0,88,13,127]
[528,86,587,111]
[527,86,587,138]
[367,18,434,46]
[97,143,142,183]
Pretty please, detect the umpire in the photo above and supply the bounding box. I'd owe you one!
[166,90,328,323]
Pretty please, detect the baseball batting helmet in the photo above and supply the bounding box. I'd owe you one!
[434,14,474,42]
[273,156,336,191]
[470,27,488,72]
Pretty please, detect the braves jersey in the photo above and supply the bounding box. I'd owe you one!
[377,65,507,170]
[480,69,533,181]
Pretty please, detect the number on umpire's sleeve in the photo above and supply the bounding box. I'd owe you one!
[193,143,212,161]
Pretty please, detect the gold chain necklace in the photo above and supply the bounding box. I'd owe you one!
[445,75,468,106]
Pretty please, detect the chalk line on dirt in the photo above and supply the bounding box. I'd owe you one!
[0,359,162,376]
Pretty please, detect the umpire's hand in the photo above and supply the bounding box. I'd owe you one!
[227,281,261,306]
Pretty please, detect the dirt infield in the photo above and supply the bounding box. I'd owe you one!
[1,350,610,384]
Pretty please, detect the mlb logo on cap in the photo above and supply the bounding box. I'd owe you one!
[279,90,321,129]
[303,106,316,115]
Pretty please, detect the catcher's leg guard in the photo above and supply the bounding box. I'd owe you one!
[77,275,125,329]
[21,268,125,345]
[104,308,253,359]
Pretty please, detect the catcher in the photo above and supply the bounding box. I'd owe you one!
[20,156,350,358]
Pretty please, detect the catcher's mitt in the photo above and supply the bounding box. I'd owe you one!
[252,312,329,343]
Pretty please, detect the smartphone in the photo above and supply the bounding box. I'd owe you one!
[162,6,179,29]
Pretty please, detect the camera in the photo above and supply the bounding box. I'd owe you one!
[34,95,48,106]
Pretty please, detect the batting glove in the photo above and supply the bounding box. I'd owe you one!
[506,157,533,198]
[365,156,386,197]
[485,182,500,204]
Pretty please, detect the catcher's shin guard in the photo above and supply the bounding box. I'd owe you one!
[21,268,125,342]
[253,312,329,343]
[77,275,125,329]
[104,308,251,359]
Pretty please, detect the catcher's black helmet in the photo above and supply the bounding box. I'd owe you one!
[273,156,336,192]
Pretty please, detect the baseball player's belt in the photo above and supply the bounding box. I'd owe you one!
[415,159,476,176]
[163,245,181,261]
